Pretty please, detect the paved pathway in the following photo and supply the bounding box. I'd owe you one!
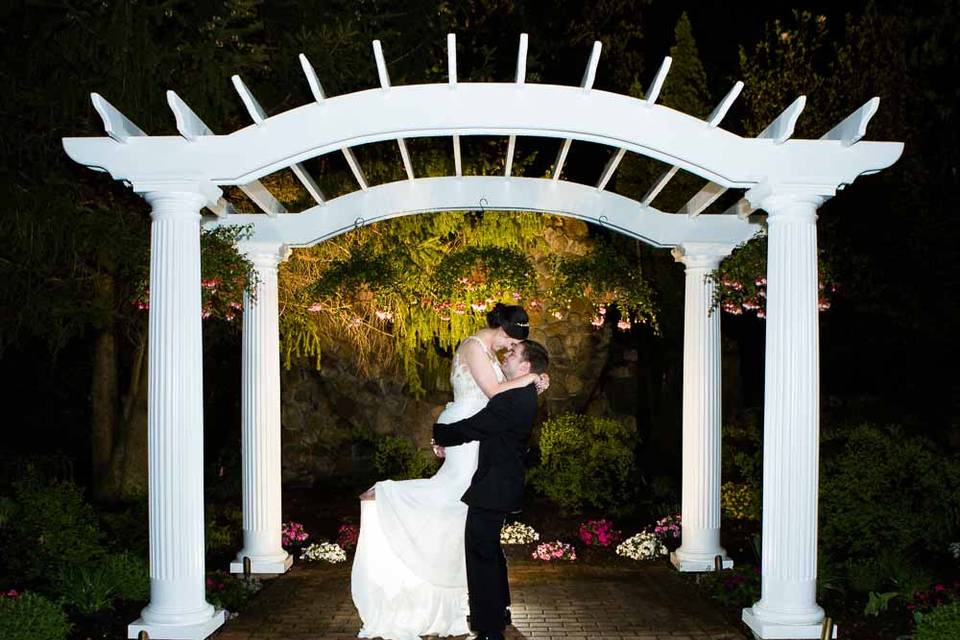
[213,560,748,640]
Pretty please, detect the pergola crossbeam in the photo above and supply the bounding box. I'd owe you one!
[596,148,626,191]
[240,181,286,217]
[232,75,320,208]
[679,181,727,217]
[641,80,741,206]
[821,97,880,146]
[644,57,672,105]
[681,94,806,216]
[504,33,528,177]
[448,35,462,177]
[554,41,601,181]
[91,93,146,143]
[300,53,367,192]
[373,40,414,181]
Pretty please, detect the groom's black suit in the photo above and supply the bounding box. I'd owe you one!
[432,384,537,636]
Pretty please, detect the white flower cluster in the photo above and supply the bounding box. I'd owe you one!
[300,541,347,563]
[949,542,960,560]
[500,522,540,545]
[616,531,668,561]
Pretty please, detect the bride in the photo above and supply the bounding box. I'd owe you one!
[351,304,546,640]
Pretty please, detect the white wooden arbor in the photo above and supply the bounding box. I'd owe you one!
[63,34,901,640]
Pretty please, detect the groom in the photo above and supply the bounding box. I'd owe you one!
[432,339,549,640]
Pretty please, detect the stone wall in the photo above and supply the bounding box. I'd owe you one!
[278,217,634,485]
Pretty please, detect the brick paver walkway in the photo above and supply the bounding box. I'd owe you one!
[213,560,747,640]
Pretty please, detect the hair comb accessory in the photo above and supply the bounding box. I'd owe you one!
[514,321,529,327]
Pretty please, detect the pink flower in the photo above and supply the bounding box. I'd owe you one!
[307,303,323,312]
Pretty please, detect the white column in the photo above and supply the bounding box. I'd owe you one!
[230,243,292,575]
[671,243,734,573]
[742,186,834,639]
[129,189,225,640]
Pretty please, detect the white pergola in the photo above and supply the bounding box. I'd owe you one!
[63,34,901,640]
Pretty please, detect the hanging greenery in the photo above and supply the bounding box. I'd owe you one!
[546,240,660,333]
[131,225,258,325]
[277,209,660,396]
[708,233,838,318]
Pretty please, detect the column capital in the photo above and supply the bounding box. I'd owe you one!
[237,241,292,269]
[136,180,222,208]
[671,243,734,270]
[745,182,834,219]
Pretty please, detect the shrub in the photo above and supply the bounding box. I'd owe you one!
[819,424,960,562]
[204,571,261,612]
[2,478,105,586]
[99,499,149,557]
[701,564,761,608]
[55,552,149,615]
[0,592,71,640]
[914,601,960,640]
[721,482,760,521]
[54,564,114,616]
[104,552,150,603]
[373,436,440,480]
[206,504,242,553]
[529,413,637,514]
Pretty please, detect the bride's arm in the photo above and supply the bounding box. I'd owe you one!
[461,340,539,397]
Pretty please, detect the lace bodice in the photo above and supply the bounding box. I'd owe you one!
[449,335,504,405]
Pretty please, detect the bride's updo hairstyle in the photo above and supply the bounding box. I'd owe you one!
[486,303,530,340]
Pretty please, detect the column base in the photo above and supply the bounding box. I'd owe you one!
[670,549,733,572]
[230,551,292,575]
[742,608,836,639]
[128,609,225,639]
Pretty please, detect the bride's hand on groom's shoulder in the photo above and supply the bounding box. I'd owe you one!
[535,373,550,395]
[431,439,446,458]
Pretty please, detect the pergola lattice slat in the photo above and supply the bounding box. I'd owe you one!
[641,80,743,207]
[373,40,415,181]
[680,94,806,216]
[552,41,602,181]
[504,34,529,177]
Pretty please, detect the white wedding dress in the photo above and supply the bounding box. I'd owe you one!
[352,336,503,640]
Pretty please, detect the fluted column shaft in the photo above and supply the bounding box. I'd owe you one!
[130,190,224,639]
[231,244,291,575]
[743,190,830,639]
[671,243,733,572]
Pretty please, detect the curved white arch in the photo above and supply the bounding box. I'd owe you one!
[206,176,761,249]
[63,83,904,194]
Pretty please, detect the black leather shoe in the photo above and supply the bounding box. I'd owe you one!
[472,634,505,640]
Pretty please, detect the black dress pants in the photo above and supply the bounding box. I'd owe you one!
[465,505,510,633]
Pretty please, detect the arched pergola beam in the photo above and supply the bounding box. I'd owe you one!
[64,83,903,195]
[203,176,761,249]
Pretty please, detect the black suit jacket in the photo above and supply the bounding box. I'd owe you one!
[432,384,537,513]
